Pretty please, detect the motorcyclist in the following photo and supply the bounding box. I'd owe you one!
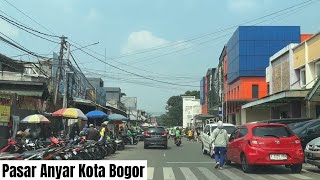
[127,128,134,144]
[99,122,109,143]
[174,127,181,142]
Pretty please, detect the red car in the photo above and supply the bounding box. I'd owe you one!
[226,123,304,173]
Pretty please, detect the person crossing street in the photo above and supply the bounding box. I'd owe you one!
[212,121,229,170]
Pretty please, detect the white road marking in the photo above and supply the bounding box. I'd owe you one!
[163,167,175,180]
[219,169,244,180]
[167,161,214,164]
[198,167,221,180]
[180,167,198,180]
[231,168,268,180]
[288,174,312,180]
[243,173,269,180]
[147,167,154,180]
[268,175,289,180]
[164,153,166,157]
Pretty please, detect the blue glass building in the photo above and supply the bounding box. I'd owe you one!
[227,26,301,83]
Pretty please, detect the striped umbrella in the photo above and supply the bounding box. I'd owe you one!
[21,114,50,124]
[52,108,87,120]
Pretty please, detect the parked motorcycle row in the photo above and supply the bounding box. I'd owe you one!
[0,133,142,160]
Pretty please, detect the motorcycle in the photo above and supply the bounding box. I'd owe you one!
[175,137,181,146]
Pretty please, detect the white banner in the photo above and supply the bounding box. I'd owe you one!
[0,160,147,180]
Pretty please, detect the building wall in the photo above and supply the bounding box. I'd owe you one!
[121,97,137,111]
[293,33,320,89]
[307,34,320,63]
[225,77,268,101]
[182,96,201,128]
[301,34,313,43]
[293,45,306,69]
[241,108,271,124]
[227,26,301,83]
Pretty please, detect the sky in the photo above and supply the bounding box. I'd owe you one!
[0,0,319,115]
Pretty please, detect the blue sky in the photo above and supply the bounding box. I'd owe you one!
[0,0,319,115]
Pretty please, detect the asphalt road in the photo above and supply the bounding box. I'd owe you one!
[109,138,320,180]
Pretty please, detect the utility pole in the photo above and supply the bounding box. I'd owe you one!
[54,36,67,106]
[62,42,71,108]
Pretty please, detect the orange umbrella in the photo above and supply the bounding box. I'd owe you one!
[52,108,87,120]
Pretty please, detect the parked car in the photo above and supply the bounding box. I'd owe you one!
[288,120,313,130]
[143,126,168,149]
[226,123,304,173]
[259,118,312,125]
[305,137,320,169]
[201,123,235,155]
[292,119,320,149]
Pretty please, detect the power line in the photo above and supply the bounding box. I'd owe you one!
[83,0,316,61]
[2,0,58,37]
[0,14,59,43]
[74,0,316,80]
[76,47,200,87]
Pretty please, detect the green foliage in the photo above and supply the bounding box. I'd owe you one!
[158,90,200,127]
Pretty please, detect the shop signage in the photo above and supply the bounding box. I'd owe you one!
[0,105,10,123]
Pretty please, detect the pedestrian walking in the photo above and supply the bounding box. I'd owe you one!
[212,121,229,170]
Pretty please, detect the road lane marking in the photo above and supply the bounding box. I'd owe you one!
[180,167,198,180]
[163,167,175,180]
[288,174,312,180]
[231,168,268,180]
[197,167,221,180]
[167,162,214,164]
[164,153,166,157]
[219,169,244,180]
[147,167,154,180]
[268,175,288,180]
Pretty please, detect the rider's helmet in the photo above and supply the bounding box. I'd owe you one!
[79,131,85,136]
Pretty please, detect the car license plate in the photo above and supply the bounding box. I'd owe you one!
[270,154,287,160]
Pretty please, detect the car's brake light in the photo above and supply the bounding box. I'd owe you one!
[144,131,150,137]
[162,132,167,137]
[290,139,300,144]
[248,139,263,147]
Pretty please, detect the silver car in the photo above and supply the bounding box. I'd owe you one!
[305,137,320,169]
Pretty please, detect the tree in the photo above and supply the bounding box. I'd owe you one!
[160,90,200,127]
[184,90,200,99]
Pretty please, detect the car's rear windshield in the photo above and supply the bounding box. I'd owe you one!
[211,126,235,134]
[147,127,165,133]
[253,126,294,138]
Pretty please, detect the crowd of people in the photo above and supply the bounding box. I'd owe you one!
[167,127,201,142]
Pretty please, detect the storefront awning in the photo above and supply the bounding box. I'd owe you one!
[242,90,309,109]
[194,114,217,120]
[0,80,48,98]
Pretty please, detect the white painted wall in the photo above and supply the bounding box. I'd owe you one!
[182,96,201,128]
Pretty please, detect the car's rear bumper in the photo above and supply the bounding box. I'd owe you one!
[144,138,167,146]
[246,147,304,165]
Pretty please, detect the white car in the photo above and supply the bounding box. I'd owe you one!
[201,123,236,155]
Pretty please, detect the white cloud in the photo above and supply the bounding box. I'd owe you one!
[227,0,263,11]
[87,8,99,20]
[0,19,19,38]
[122,31,170,54]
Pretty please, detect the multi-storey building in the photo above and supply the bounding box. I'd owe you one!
[242,33,317,122]
[224,26,301,124]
